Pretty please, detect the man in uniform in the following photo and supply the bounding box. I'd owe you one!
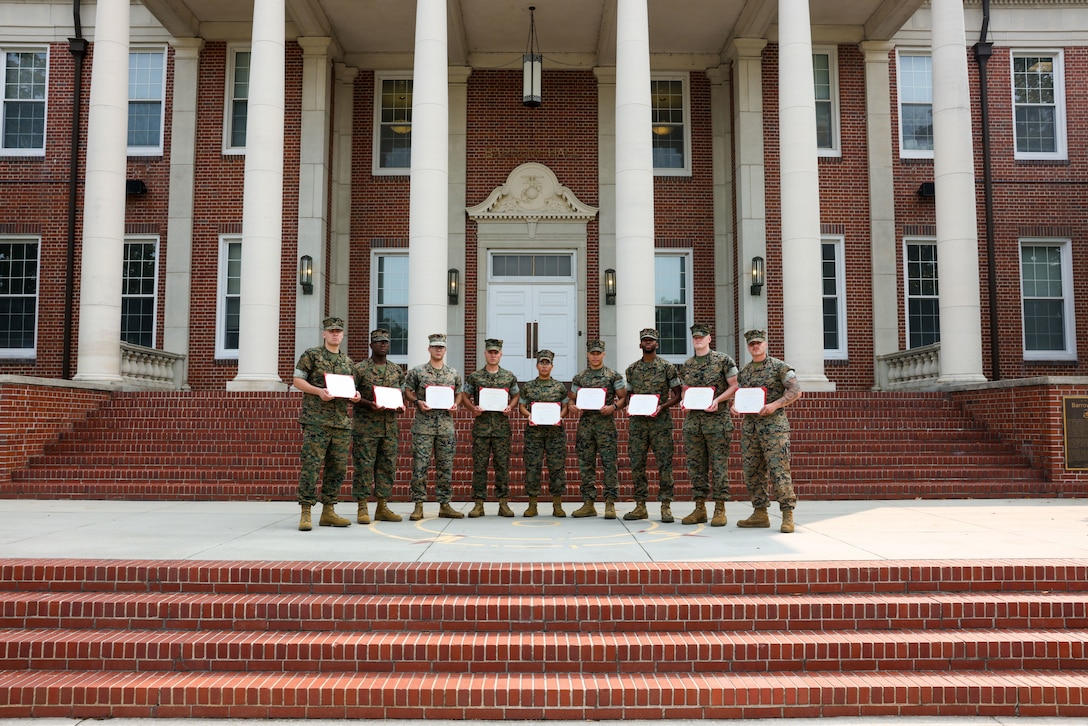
[292,316,360,531]
[518,349,570,517]
[679,323,739,527]
[568,339,626,518]
[403,333,463,520]
[732,329,802,533]
[623,328,681,522]
[351,328,405,524]
[461,338,520,517]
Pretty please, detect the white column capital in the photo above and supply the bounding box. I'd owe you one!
[726,37,768,63]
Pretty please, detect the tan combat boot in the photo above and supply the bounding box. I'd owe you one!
[468,498,486,518]
[299,505,312,531]
[357,500,370,525]
[439,502,464,519]
[660,502,674,523]
[623,501,648,520]
[319,503,351,527]
[604,499,617,519]
[571,500,597,518]
[374,498,402,522]
[737,506,770,528]
[552,496,568,517]
[523,497,538,517]
[497,498,515,517]
[710,500,727,527]
[682,498,707,525]
[409,502,425,521]
[780,510,795,534]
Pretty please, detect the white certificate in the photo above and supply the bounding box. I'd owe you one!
[324,373,357,399]
[530,402,562,426]
[576,387,606,410]
[478,387,509,412]
[734,387,766,414]
[682,387,715,410]
[374,386,403,409]
[425,385,456,410]
[627,393,659,416]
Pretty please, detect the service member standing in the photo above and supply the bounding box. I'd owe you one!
[678,323,739,527]
[733,329,802,533]
[622,328,682,522]
[518,349,570,517]
[461,338,520,518]
[292,316,360,531]
[568,339,627,519]
[351,328,406,524]
[403,333,463,520]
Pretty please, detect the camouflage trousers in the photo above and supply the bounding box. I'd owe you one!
[351,431,397,501]
[523,425,566,498]
[683,412,733,501]
[410,426,456,504]
[471,434,512,500]
[575,415,619,502]
[297,424,351,506]
[740,426,797,511]
[628,418,675,502]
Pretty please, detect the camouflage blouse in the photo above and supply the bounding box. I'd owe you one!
[294,345,356,429]
[463,367,520,437]
[570,366,626,419]
[624,356,681,422]
[352,358,406,437]
[680,350,739,414]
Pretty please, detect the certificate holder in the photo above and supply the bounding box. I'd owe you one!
[530,402,562,426]
[627,393,660,416]
[478,387,509,412]
[425,385,456,410]
[733,387,766,414]
[682,386,715,410]
[324,373,358,399]
[374,386,404,409]
[575,387,606,410]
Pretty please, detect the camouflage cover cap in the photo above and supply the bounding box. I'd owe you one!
[428,333,447,347]
[690,323,711,337]
[484,338,503,351]
[744,329,767,343]
[323,317,345,331]
[586,339,606,353]
[370,328,391,342]
[639,328,659,340]
[536,349,555,363]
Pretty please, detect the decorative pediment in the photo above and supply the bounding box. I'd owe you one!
[467,162,598,222]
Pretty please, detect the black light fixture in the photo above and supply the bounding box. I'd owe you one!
[448,269,460,305]
[604,268,617,305]
[126,179,147,195]
[298,255,313,295]
[917,181,935,199]
[750,256,765,296]
[522,6,542,107]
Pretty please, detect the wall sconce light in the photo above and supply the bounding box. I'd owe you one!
[448,268,460,305]
[750,256,765,296]
[917,181,936,199]
[604,268,617,305]
[298,255,313,295]
[522,6,542,107]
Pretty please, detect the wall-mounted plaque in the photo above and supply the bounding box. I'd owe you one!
[1062,396,1088,470]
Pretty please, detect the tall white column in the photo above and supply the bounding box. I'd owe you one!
[932,0,986,385]
[777,0,831,389]
[446,66,471,372]
[614,0,655,363]
[229,0,287,391]
[594,67,618,362]
[328,63,358,325]
[73,0,129,384]
[406,0,449,368]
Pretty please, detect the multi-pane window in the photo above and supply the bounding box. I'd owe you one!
[128,49,165,154]
[121,239,157,348]
[216,238,242,358]
[0,239,38,357]
[905,241,940,348]
[654,252,691,360]
[897,52,933,156]
[374,76,412,173]
[651,75,690,175]
[813,50,839,155]
[374,253,408,360]
[226,48,250,150]
[2,49,47,154]
[822,238,847,359]
[1012,52,1066,159]
[1020,241,1075,360]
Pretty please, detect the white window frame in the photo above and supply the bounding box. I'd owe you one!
[223,45,250,154]
[813,47,841,157]
[896,50,933,159]
[821,237,847,359]
[1011,50,1067,161]
[372,73,413,176]
[903,237,940,349]
[127,46,166,156]
[653,250,693,363]
[215,236,242,360]
[121,236,159,348]
[1019,239,1075,361]
[0,236,39,359]
[370,250,409,365]
[651,73,692,177]
[1,46,48,157]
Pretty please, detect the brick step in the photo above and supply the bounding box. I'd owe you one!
[0,668,1086,719]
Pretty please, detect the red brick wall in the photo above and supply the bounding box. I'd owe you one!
[0,383,109,483]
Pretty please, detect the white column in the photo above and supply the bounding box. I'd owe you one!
[777,0,831,389]
[73,0,129,384]
[229,0,287,391]
[594,67,618,361]
[932,0,986,385]
[294,37,332,366]
[163,38,203,389]
[406,0,449,368]
[614,0,655,364]
[328,63,358,324]
[707,65,736,353]
[446,66,471,372]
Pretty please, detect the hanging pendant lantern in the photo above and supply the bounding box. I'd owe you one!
[522,6,542,107]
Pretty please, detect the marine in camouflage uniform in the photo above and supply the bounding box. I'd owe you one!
[735,328,802,534]
[679,323,739,527]
[403,333,464,519]
[351,328,406,523]
[462,338,520,516]
[623,328,682,522]
[569,339,626,518]
[518,349,570,516]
